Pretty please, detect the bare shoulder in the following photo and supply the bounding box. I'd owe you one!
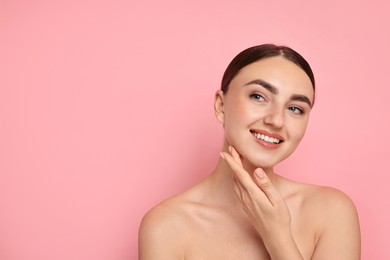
[138,193,191,259]
[138,187,203,260]
[280,176,358,217]
[300,183,359,222]
[140,196,188,236]
[296,183,361,260]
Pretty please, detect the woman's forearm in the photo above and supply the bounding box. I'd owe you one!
[264,233,305,260]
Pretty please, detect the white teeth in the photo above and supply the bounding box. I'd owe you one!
[254,132,281,144]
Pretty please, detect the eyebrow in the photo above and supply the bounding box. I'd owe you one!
[245,79,278,94]
[244,79,313,108]
[291,94,313,108]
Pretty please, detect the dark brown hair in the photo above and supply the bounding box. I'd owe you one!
[221,44,315,97]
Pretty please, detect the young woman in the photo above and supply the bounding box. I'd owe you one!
[138,44,361,259]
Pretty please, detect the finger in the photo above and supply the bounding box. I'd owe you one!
[229,146,243,167]
[232,177,244,201]
[221,152,257,191]
[253,168,283,206]
[232,175,255,206]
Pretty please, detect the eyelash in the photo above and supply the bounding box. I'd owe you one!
[250,93,265,102]
[288,106,305,115]
[250,93,305,115]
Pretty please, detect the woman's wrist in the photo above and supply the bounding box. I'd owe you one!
[264,232,304,260]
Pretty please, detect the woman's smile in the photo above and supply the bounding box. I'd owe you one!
[250,129,284,149]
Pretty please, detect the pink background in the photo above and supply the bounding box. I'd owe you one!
[1,0,389,259]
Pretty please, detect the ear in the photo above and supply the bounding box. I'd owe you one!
[214,90,225,124]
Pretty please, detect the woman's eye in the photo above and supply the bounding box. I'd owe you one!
[288,106,304,114]
[250,93,265,102]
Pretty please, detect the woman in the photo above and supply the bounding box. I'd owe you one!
[138,44,361,259]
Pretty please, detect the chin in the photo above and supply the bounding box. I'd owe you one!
[245,151,290,170]
[242,156,279,171]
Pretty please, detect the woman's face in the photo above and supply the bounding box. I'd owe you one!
[215,56,315,169]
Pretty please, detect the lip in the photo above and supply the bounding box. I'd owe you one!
[250,129,284,149]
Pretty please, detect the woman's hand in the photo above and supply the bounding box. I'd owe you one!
[220,146,304,259]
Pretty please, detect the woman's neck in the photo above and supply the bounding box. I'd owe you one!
[207,156,279,209]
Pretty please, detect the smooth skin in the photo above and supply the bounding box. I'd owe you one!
[139,57,361,260]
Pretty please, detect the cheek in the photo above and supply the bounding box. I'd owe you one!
[222,103,249,142]
[223,98,246,125]
[289,119,309,143]
[224,95,260,124]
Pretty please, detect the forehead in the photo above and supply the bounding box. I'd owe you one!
[230,56,314,98]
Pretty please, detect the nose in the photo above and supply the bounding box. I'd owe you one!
[263,105,285,128]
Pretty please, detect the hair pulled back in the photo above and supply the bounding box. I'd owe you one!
[221,44,315,96]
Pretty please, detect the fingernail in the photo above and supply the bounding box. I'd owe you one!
[228,146,232,153]
[220,152,226,160]
[255,169,265,179]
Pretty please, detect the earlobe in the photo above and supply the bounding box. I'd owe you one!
[214,90,225,124]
